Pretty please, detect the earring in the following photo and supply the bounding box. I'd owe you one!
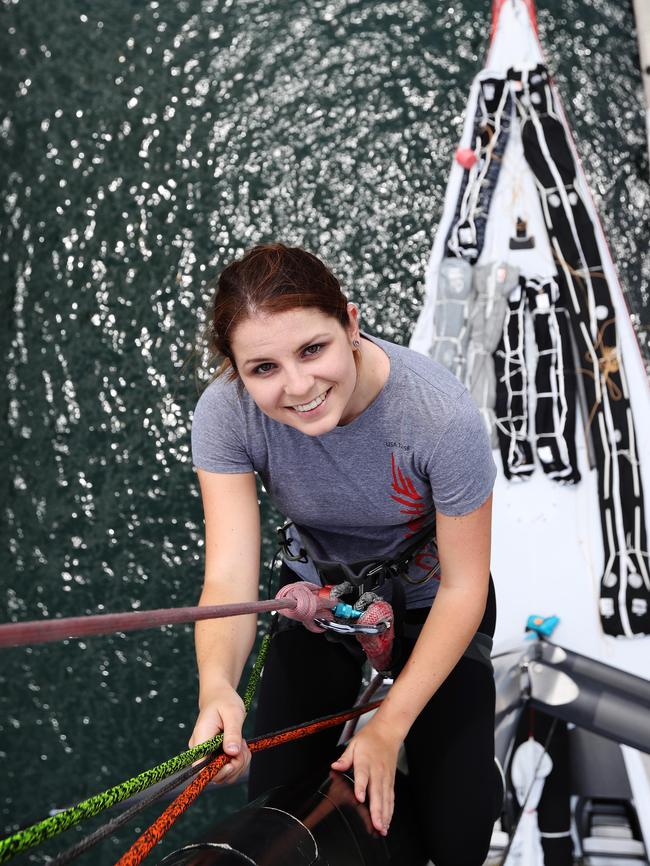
[352,339,360,350]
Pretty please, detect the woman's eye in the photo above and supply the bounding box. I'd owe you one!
[253,362,275,375]
[303,343,323,357]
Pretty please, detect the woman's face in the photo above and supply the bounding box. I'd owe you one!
[230,305,360,436]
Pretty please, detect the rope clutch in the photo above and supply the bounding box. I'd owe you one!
[275,581,394,672]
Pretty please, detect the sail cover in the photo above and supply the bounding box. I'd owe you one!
[426,61,649,638]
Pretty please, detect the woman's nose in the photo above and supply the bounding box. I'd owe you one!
[283,364,314,399]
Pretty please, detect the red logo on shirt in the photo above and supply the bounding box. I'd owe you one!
[389,454,439,576]
[389,453,428,534]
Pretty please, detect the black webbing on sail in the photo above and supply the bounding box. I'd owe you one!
[512,64,650,637]
[524,275,580,483]
[494,279,535,479]
[446,76,513,262]
[494,274,580,483]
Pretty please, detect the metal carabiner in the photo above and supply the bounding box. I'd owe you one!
[313,618,390,636]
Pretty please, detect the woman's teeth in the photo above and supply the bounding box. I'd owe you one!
[293,390,329,413]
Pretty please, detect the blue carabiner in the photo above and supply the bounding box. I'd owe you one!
[332,602,362,620]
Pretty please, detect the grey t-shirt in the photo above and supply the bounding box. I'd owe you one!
[191,333,496,608]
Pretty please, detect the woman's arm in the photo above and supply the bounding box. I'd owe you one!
[332,493,493,833]
[189,469,261,782]
[374,492,492,733]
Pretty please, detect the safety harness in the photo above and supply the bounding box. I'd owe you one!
[274,520,439,674]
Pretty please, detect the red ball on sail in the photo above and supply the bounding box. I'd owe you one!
[455,147,478,169]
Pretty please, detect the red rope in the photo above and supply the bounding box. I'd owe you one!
[0,600,297,649]
[113,699,383,866]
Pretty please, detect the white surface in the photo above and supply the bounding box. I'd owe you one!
[505,738,552,866]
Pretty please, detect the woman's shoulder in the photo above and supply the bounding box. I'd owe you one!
[192,372,254,447]
[194,371,247,416]
[191,372,257,473]
[369,334,466,402]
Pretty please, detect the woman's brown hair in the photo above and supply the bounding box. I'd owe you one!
[208,243,350,379]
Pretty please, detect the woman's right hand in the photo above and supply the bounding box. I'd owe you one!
[189,686,251,784]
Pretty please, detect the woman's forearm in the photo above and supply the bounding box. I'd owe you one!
[374,578,488,739]
[195,581,258,707]
[192,470,261,707]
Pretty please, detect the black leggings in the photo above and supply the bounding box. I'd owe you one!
[249,570,499,866]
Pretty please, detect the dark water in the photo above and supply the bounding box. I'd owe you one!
[1,0,648,862]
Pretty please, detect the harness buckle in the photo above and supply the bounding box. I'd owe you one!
[276,522,309,564]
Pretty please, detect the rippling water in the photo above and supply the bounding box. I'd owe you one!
[1,0,648,862]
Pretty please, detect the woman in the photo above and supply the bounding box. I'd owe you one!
[189,243,501,865]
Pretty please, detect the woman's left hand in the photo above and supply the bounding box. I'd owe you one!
[331,716,402,836]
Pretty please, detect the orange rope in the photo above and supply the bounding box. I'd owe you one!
[577,317,623,432]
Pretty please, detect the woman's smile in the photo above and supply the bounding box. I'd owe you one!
[287,387,332,415]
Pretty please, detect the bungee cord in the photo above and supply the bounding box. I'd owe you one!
[0,635,270,864]
[113,699,383,866]
[0,600,297,649]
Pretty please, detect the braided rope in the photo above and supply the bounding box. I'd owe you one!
[0,635,270,864]
[355,601,394,673]
[113,755,230,866]
[275,581,335,632]
[114,698,383,866]
[0,601,295,649]
[48,755,213,866]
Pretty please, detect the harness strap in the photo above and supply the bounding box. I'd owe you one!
[400,615,494,671]
[277,520,439,594]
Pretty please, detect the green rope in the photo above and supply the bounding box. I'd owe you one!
[0,634,270,864]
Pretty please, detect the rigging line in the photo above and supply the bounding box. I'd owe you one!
[0,600,297,649]
[0,635,270,865]
[341,671,386,743]
[113,698,384,866]
[47,755,214,866]
[576,317,624,433]
[54,696,385,866]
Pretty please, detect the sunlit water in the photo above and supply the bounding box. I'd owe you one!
[1,0,648,862]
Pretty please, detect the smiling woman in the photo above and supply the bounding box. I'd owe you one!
[189,243,501,865]
[208,244,350,369]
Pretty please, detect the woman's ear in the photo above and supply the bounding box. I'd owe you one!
[346,302,360,338]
